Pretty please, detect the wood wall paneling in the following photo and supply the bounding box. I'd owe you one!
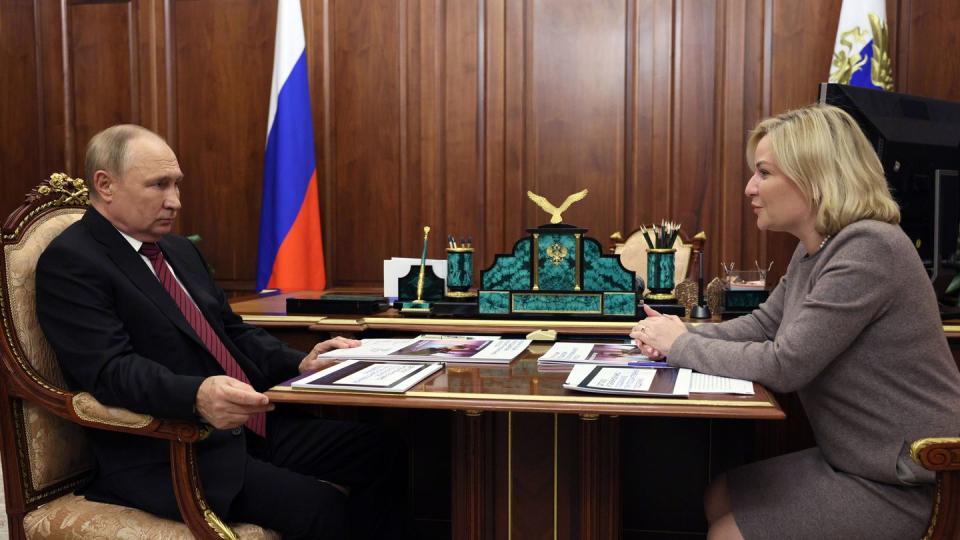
[897,0,960,101]
[527,0,626,240]
[714,0,766,278]
[0,0,43,211]
[331,0,402,285]
[68,1,137,176]
[5,0,960,292]
[171,0,274,288]
[443,0,482,267]
[671,0,718,270]
[630,0,674,248]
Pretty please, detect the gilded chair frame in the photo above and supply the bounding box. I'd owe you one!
[912,437,960,539]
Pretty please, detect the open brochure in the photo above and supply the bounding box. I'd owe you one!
[291,360,444,393]
[538,342,667,368]
[318,337,530,364]
[563,364,692,397]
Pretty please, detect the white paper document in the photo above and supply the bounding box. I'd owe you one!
[292,360,444,393]
[585,367,656,391]
[690,373,755,395]
[318,337,530,364]
[335,363,424,387]
[538,342,662,368]
[563,364,691,397]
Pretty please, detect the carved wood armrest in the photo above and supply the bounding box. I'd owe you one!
[67,391,209,442]
[911,438,960,471]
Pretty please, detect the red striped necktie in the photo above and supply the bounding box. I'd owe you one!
[139,242,266,437]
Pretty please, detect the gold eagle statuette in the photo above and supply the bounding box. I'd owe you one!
[527,189,589,224]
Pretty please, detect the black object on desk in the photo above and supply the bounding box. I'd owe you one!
[287,294,387,315]
[721,289,769,319]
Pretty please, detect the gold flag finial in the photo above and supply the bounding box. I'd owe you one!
[526,188,589,224]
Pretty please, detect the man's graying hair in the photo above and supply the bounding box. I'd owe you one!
[84,124,165,199]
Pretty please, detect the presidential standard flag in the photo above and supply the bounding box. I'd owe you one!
[829,0,894,90]
[257,0,326,291]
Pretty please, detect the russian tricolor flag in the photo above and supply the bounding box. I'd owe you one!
[257,0,326,291]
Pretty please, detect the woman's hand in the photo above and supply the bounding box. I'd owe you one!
[629,305,687,359]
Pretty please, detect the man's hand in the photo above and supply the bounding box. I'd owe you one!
[298,336,362,373]
[196,375,274,430]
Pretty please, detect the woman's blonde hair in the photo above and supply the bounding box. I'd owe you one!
[746,104,900,236]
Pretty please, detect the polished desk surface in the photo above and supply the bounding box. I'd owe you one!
[266,348,784,420]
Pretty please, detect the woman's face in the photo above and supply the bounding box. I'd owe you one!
[745,136,816,237]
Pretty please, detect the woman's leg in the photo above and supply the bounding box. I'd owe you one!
[707,513,745,540]
[704,474,732,525]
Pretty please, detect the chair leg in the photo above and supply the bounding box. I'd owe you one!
[927,472,960,540]
[169,440,238,540]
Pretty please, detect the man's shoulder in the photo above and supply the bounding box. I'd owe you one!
[41,215,94,259]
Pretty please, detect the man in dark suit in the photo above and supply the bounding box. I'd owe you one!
[36,124,404,539]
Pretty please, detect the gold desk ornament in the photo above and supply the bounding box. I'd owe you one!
[415,226,431,302]
[400,226,435,314]
[526,188,588,224]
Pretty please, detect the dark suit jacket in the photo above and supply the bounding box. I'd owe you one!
[36,207,305,519]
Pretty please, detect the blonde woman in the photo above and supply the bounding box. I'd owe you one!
[631,104,960,539]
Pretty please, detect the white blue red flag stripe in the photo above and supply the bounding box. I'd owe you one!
[257,0,326,291]
[829,0,893,91]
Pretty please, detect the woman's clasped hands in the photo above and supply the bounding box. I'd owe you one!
[629,305,689,360]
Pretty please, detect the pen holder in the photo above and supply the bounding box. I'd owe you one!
[645,248,676,301]
[445,247,476,298]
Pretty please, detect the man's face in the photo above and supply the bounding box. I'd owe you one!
[101,136,183,242]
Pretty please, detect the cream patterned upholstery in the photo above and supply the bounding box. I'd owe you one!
[4,208,92,494]
[24,494,279,540]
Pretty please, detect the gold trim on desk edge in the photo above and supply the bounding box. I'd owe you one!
[278,387,402,397]
[240,314,329,324]
[943,325,960,333]
[361,317,634,328]
[267,386,775,408]
[404,391,775,407]
[312,318,365,325]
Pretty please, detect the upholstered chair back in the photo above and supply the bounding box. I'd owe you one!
[2,206,92,502]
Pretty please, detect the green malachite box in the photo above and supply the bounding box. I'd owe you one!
[478,224,638,319]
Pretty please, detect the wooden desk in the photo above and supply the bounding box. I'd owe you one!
[236,292,784,539]
[268,352,782,420]
[267,352,781,540]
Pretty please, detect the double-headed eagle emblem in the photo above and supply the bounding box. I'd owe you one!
[526,189,589,224]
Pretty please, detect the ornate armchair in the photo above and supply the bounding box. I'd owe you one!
[912,438,960,539]
[0,175,277,539]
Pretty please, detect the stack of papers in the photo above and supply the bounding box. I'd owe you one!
[537,342,668,370]
[563,364,691,396]
[562,364,755,397]
[292,360,444,393]
[318,337,530,364]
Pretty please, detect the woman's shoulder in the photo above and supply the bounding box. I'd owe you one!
[832,220,912,255]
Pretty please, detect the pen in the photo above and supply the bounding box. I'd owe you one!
[627,360,670,368]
